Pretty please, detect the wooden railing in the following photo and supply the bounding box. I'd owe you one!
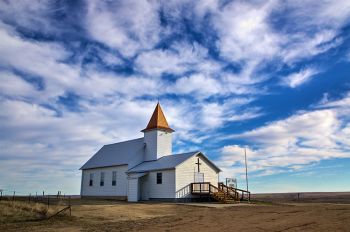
[191,182,236,203]
[191,182,213,194]
[218,183,239,200]
[218,182,251,201]
[191,182,251,203]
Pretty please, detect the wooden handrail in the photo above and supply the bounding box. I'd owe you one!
[219,182,250,194]
[218,182,251,201]
[191,182,219,194]
[233,187,250,193]
[191,182,245,203]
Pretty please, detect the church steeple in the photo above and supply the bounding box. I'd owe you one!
[142,102,174,161]
[141,102,174,133]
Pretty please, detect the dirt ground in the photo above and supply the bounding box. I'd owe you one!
[1,199,350,232]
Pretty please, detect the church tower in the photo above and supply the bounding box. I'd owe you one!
[142,103,174,161]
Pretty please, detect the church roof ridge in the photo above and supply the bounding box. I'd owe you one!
[141,102,174,133]
[126,150,221,173]
[126,151,199,173]
[104,137,144,147]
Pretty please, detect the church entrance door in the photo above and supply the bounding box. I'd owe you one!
[140,174,149,201]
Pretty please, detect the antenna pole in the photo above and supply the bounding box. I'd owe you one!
[244,147,249,192]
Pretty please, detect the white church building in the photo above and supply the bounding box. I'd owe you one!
[80,103,222,202]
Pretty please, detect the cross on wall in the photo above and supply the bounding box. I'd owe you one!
[195,157,201,172]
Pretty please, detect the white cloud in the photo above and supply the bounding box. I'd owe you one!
[281,30,342,64]
[217,93,350,179]
[0,98,160,193]
[169,73,222,97]
[0,22,80,100]
[283,68,319,88]
[0,71,38,98]
[228,108,264,122]
[317,92,350,109]
[96,48,124,66]
[0,22,163,102]
[135,42,217,77]
[135,49,190,76]
[284,0,350,30]
[213,1,280,62]
[0,0,57,34]
[209,0,348,81]
[85,0,161,57]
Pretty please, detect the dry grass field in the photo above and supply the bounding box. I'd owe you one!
[1,193,350,232]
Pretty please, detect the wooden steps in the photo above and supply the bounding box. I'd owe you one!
[191,182,250,204]
[212,192,237,204]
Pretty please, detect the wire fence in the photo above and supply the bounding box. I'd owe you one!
[0,189,72,219]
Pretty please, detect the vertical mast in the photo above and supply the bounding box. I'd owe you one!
[244,147,249,192]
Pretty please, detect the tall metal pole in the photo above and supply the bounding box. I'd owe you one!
[244,147,249,192]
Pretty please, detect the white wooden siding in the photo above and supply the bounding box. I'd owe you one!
[81,165,128,196]
[147,170,175,199]
[157,130,172,157]
[144,130,172,161]
[144,130,157,161]
[175,154,219,198]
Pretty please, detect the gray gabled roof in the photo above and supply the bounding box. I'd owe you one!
[127,151,221,173]
[80,138,144,170]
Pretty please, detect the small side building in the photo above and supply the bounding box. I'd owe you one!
[80,103,221,202]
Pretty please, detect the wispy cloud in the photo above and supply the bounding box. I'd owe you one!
[85,0,161,57]
[217,92,350,179]
[282,68,319,88]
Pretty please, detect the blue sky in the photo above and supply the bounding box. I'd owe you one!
[0,0,350,195]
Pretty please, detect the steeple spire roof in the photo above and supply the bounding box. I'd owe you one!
[141,103,174,133]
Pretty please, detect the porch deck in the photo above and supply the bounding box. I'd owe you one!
[191,182,251,203]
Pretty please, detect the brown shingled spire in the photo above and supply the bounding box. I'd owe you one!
[141,102,174,133]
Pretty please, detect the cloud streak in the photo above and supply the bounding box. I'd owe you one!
[217,93,350,179]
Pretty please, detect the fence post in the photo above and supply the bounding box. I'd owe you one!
[0,190,2,201]
[43,191,45,196]
[69,196,71,216]
[13,191,15,201]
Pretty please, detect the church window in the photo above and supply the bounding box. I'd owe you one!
[89,173,94,186]
[157,172,162,184]
[112,171,117,186]
[100,172,105,186]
